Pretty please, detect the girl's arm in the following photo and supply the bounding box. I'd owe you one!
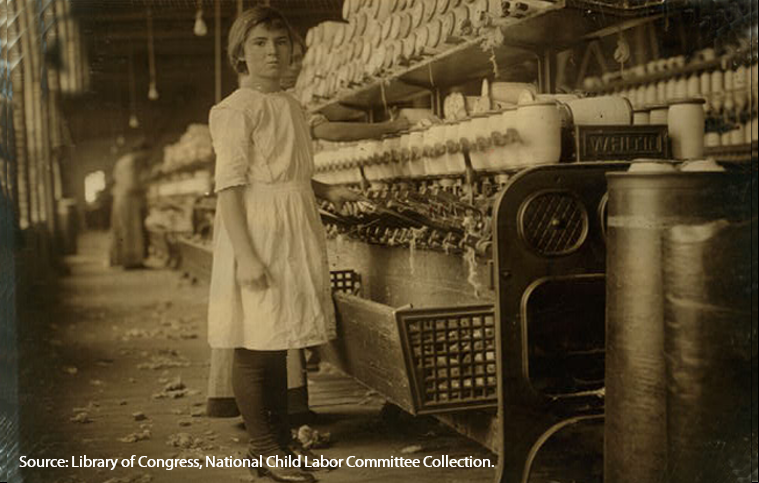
[311,180,362,211]
[312,118,410,142]
[218,186,269,289]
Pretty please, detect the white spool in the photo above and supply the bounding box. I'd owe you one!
[668,98,705,160]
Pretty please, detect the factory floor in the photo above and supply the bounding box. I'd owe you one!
[15,232,602,483]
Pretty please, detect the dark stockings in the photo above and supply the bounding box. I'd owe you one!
[232,348,291,458]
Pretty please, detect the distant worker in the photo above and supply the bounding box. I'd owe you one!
[109,143,149,269]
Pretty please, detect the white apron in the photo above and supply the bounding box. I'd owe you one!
[207,88,336,350]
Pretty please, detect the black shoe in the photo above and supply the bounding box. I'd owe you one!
[248,450,317,483]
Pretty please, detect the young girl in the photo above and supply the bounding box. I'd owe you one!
[207,7,360,482]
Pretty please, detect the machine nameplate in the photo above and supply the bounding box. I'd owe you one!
[574,126,669,161]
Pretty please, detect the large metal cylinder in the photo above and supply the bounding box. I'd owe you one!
[664,219,758,483]
[605,171,751,483]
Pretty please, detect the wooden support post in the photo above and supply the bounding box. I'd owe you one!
[538,49,557,94]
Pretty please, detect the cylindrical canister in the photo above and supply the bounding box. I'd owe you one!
[605,171,752,483]
[668,98,706,160]
[664,219,757,483]
[562,96,633,126]
[516,101,561,165]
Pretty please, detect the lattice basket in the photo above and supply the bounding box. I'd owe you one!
[396,305,498,414]
[330,269,361,295]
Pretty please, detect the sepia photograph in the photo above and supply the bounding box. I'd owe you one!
[1,1,756,482]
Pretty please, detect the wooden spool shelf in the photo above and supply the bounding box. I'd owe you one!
[307,0,671,120]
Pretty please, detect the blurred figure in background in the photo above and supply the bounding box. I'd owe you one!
[109,142,149,269]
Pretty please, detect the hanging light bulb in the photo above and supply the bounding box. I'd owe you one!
[127,42,139,129]
[194,8,208,36]
[146,6,159,100]
[148,81,159,100]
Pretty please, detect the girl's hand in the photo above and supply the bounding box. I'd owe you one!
[387,117,411,133]
[326,186,362,212]
[236,256,270,291]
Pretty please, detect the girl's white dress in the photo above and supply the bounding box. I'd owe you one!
[207,88,335,350]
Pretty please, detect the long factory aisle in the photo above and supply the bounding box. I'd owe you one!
[15,232,601,483]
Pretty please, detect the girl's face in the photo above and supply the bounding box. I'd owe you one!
[242,23,291,80]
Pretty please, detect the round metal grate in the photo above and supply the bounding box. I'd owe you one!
[518,190,589,256]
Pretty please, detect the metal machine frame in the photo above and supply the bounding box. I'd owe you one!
[493,162,629,483]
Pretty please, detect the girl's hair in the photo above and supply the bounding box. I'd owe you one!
[291,29,305,58]
[228,6,296,75]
